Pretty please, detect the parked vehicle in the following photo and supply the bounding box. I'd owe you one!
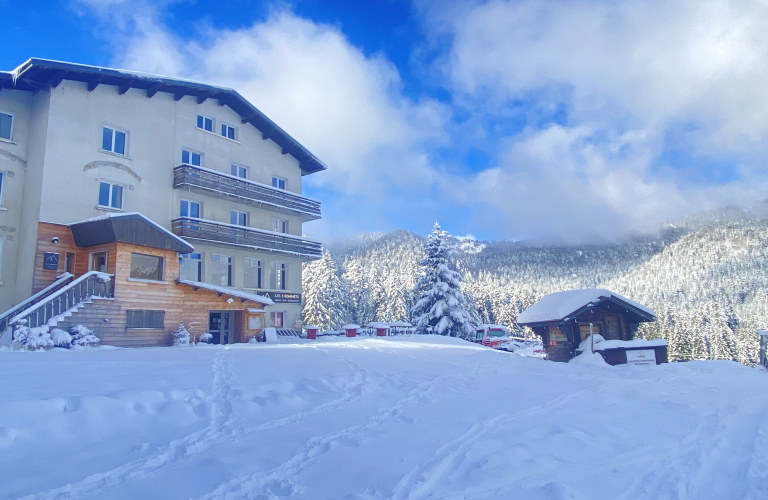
[472,325,546,356]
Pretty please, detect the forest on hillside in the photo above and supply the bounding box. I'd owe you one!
[302,206,768,366]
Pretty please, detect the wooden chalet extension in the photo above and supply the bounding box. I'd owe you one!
[21,213,273,347]
[517,289,657,362]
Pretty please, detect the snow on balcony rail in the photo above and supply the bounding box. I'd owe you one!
[173,164,321,219]
[9,271,114,328]
[172,217,323,259]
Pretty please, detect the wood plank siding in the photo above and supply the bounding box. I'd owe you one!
[35,222,266,347]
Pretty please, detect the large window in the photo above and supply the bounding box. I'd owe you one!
[98,182,123,209]
[182,149,202,166]
[0,172,4,205]
[273,219,288,234]
[129,253,164,281]
[102,127,127,155]
[270,261,286,290]
[272,176,286,190]
[211,254,232,286]
[221,124,236,140]
[180,199,200,218]
[0,112,12,141]
[231,164,247,179]
[126,310,165,329]
[230,210,248,226]
[179,253,202,281]
[197,115,213,132]
[244,258,261,289]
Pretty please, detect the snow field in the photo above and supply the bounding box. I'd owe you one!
[1,336,767,499]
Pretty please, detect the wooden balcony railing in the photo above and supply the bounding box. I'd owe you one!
[172,217,323,259]
[173,164,321,220]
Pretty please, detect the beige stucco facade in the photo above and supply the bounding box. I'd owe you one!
[0,71,322,330]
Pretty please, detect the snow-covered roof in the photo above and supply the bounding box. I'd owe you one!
[476,324,507,330]
[517,289,656,325]
[176,280,273,306]
[303,325,322,330]
[342,324,361,330]
[366,322,390,329]
[68,212,194,253]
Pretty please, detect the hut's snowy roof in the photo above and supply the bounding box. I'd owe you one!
[342,324,361,330]
[517,289,656,325]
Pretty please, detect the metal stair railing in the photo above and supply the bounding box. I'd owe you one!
[0,273,75,333]
[8,271,115,329]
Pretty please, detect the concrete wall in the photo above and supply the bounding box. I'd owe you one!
[0,89,33,307]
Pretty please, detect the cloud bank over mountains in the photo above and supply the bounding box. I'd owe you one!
[78,0,768,242]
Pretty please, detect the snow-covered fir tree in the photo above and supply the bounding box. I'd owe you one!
[411,223,474,337]
[302,250,349,329]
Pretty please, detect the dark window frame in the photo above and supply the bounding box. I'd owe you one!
[126,310,165,329]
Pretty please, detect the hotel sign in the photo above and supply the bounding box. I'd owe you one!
[260,292,301,304]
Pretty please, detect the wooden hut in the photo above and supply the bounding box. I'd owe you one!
[517,289,657,363]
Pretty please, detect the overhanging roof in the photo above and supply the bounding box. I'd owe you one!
[3,58,327,176]
[69,212,194,253]
[517,289,656,326]
[176,280,274,306]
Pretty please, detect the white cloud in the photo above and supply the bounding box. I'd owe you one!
[415,0,768,240]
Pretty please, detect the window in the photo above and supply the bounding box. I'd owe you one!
[231,164,247,179]
[102,127,127,155]
[98,182,123,209]
[272,177,286,190]
[270,261,286,290]
[126,310,165,329]
[182,149,202,166]
[180,199,200,218]
[270,312,284,328]
[230,210,247,226]
[197,115,213,132]
[0,172,4,205]
[0,235,4,280]
[273,219,288,234]
[0,112,12,141]
[211,254,232,286]
[129,253,164,281]
[221,124,236,140]
[244,258,262,289]
[90,251,108,273]
[65,253,75,274]
[179,253,202,281]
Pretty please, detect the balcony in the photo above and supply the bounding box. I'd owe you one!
[172,217,322,260]
[173,164,322,220]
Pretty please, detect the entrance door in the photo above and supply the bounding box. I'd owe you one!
[209,311,235,344]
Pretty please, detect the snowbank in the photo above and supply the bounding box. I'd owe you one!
[1,335,765,499]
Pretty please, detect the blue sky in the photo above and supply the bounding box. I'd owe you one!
[3,0,768,243]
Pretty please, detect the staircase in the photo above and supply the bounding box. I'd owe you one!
[0,272,115,343]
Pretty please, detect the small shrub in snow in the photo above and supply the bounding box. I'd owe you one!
[172,323,191,346]
[198,332,213,345]
[51,328,72,348]
[12,321,54,350]
[70,325,100,347]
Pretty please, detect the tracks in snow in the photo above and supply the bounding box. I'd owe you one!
[21,350,368,500]
[194,372,454,499]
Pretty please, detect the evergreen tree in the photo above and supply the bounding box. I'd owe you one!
[302,251,348,329]
[411,223,474,337]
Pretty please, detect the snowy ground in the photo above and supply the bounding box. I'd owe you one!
[2,336,768,500]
